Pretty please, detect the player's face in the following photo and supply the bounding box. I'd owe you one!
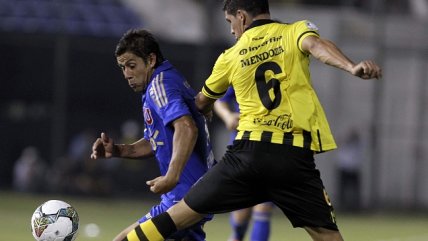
[116,51,155,93]
[225,11,246,41]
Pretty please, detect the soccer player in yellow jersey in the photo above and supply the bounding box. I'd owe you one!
[121,1,382,241]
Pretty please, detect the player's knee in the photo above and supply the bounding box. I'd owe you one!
[253,203,273,212]
[167,200,205,230]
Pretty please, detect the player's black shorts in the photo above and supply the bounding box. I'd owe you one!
[184,140,338,231]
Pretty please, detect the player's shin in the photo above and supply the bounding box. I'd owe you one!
[250,210,271,241]
[229,214,249,240]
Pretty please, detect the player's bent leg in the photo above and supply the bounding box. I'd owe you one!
[229,208,251,241]
[114,222,139,241]
[303,226,344,241]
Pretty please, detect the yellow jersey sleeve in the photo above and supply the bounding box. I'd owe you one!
[294,20,320,53]
[202,52,230,99]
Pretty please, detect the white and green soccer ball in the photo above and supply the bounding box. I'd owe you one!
[31,200,79,241]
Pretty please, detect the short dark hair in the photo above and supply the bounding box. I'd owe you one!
[115,29,165,67]
[222,0,270,16]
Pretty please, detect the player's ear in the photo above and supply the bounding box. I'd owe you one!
[236,10,245,21]
[236,10,248,27]
[148,53,157,68]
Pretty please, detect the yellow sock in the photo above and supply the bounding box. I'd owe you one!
[125,220,163,241]
[123,212,177,241]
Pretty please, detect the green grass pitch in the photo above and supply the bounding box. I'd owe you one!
[1,191,428,241]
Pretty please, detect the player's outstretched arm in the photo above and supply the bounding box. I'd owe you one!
[90,132,153,159]
[146,115,198,194]
[117,138,154,159]
[302,35,382,79]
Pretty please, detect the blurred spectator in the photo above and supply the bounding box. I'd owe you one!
[336,128,363,212]
[67,128,97,163]
[50,129,113,196]
[116,119,144,192]
[120,119,141,144]
[409,0,428,20]
[114,119,160,196]
[13,146,47,193]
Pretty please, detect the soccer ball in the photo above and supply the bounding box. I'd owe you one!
[31,200,79,241]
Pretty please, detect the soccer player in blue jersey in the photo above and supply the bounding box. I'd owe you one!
[90,29,215,241]
[214,87,273,241]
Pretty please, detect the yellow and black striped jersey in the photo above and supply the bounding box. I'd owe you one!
[202,19,337,152]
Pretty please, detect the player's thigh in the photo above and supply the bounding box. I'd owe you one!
[267,146,337,230]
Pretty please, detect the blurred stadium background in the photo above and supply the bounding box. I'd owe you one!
[0,0,427,240]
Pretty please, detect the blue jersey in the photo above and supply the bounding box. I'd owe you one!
[219,87,239,144]
[142,60,215,206]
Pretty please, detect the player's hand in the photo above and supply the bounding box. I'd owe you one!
[351,60,382,80]
[90,132,114,159]
[146,175,178,194]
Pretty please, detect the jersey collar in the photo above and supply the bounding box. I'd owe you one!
[245,19,276,32]
[151,60,173,81]
[153,60,173,75]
